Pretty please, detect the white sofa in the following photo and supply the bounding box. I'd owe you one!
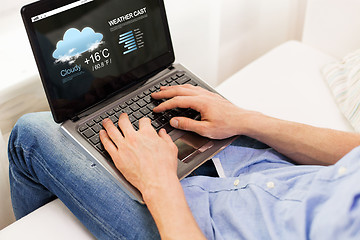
[1,0,360,239]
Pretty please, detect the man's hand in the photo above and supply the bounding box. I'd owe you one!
[152,84,259,139]
[99,114,206,239]
[99,114,178,196]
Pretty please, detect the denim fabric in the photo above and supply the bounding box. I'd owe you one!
[8,112,159,239]
[8,112,360,239]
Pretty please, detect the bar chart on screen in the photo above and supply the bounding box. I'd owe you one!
[118,28,144,55]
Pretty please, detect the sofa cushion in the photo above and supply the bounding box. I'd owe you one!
[217,40,354,132]
[323,48,360,132]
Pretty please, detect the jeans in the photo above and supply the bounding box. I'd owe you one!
[8,112,269,239]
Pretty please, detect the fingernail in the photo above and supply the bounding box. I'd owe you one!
[170,119,178,128]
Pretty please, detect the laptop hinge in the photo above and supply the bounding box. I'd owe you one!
[71,116,80,122]
[168,65,175,70]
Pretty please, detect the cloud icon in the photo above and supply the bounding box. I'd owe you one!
[53,27,103,64]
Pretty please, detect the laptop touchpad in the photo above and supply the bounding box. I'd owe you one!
[174,132,214,163]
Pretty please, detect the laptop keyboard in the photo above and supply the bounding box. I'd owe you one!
[77,72,200,157]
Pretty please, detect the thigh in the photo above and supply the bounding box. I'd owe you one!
[9,112,160,240]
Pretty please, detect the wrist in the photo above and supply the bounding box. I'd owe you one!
[142,174,181,205]
[234,110,267,136]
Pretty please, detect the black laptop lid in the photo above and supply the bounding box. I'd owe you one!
[21,0,175,123]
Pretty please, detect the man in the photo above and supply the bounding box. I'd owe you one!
[8,84,360,239]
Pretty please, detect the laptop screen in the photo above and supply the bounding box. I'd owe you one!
[22,0,174,123]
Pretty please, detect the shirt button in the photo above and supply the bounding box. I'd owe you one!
[266,181,275,189]
[234,179,240,186]
[338,166,347,175]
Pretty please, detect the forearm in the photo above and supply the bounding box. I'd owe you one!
[240,113,360,165]
[143,176,205,240]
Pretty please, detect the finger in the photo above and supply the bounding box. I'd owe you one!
[151,85,198,100]
[138,117,154,132]
[153,96,202,113]
[99,130,118,155]
[102,119,123,145]
[158,128,173,143]
[117,113,136,137]
[170,117,207,135]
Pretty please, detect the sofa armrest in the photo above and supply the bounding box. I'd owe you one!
[217,40,353,132]
[0,199,95,239]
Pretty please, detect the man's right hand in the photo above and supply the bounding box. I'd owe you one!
[152,84,260,139]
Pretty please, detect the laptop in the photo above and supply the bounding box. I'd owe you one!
[21,0,236,203]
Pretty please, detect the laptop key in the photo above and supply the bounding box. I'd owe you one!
[128,115,136,123]
[94,116,102,123]
[123,107,132,115]
[176,76,191,85]
[132,96,139,102]
[147,112,156,120]
[147,102,157,111]
[143,95,152,104]
[115,111,122,118]
[143,89,151,95]
[107,110,115,116]
[188,80,198,86]
[90,135,101,145]
[130,103,140,111]
[109,115,118,123]
[177,73,185,78]
[79,124,88,132]
[140,107,151,115]
[133,111,143,120]
[100,113,108,119]
[113,106,121,112]
[151,120,161,129]
[133,121,139,130]
[162,123,174,133]
[164,111,176,120]
[158,116,168,125]
[137,99,147,108]
[83,129,95,138]
[92,124,103,134]
[119,103,127,109]
[86,120,95,127]
[96,143,105,152]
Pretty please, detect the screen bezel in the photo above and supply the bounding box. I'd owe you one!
[21,0,175,123]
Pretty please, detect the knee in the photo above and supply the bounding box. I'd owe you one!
[9,112,54,148]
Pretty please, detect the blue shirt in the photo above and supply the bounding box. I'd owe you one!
[181,144,360,239]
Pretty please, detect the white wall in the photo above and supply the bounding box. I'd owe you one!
[164,1,222,87]
[1,0,33,16]
[0,0,307,88]
[303,0,360,58]
[217,0,307,83]
[165,0,307,86]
